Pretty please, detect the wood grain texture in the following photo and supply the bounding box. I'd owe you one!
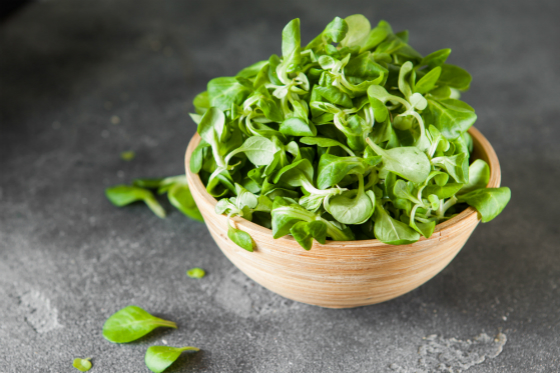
[185,127,502,308]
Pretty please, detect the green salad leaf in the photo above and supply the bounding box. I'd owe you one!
[106,175,203,221]
[227,222,255,252]
[459,159,490,194]
[457,187,511,222]
[102,306,177,343]
[373,200,420,245]
[105,185,166,218]
[145,346,200,373]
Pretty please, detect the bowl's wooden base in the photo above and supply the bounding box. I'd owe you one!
[203,206,479,308]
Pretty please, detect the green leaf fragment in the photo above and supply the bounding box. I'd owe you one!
[324,17,348,43]
[308,220,327,244]
[340,14,371,47]
[236,60,268,79]
[102,305,177,343]
[314,86,353,108]
[459,159,490,194]
[105,185,165,218]
[279,117,317,136]
[325,186,375,225]
[133,177,166,189]
[193,91,210,114]
[290,221,313,250]
[420,49,451,69]
[415,66,441,94]
[73,358,92,372]
[359,26,388,52]
[423,183,464,199]
[145,346,200,373]
[423,98,477,140]
[431,153,469,184]
[120,151,135,161]
[367,139,431,183]
[373,202,420,245]
[226,136,276,166]
[108,176,204,221]
[228,223,254,252]
[412,219,436,239]
[282,18,301,60]
[207,77,250,111]
[197,107,226,146]
[438,64,472,91]
[317,153,372,189]
[168,182,204,222]
[457,187,511,222]
[187,267,206,279]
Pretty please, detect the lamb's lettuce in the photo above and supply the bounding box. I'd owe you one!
[106,15,511,250]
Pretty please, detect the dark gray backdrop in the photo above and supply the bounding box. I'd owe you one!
[1,0,559,372]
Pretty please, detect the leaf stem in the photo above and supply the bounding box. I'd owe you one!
[365,137,387,157]
[410,203,421,227]
[436,195,458,219]
[300,178,345,196]
[211,143,226,169]
[388,95,411,110]
[338,143,356,157]
[154,319,177,329]
[145,197,166,218]
[405,110,427,149]
[178,346,200,352]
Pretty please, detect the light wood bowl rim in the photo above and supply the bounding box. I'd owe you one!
[185,126,501,249]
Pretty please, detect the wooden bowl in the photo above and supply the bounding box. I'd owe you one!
[185,127,501,308]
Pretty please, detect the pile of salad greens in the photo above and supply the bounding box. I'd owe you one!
[107,15,510,251]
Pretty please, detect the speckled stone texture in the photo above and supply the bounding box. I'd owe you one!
[1,1,559,372]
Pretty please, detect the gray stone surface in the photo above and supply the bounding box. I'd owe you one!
[1,0,559,372]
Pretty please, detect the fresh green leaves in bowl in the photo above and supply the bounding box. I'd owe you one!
[105,14,510,251]
[189,14,511,250]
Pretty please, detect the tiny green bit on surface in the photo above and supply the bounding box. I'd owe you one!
[187,267,206,278]
[72,358,92,372]
[145,346,200,373]
[102,305,177,343]
[120,150,136,161]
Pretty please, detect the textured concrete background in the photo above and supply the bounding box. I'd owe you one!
[1,0,559,372]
